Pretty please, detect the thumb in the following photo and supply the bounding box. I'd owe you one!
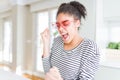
[52,66,59,72]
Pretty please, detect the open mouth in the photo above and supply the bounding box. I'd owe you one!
[61,33,69,41]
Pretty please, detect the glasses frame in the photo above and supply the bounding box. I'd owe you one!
[52,19,78,29]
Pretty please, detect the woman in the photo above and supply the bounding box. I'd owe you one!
[41,1,100,80]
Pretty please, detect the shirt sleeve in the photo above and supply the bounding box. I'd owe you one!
[78,42,100,80]
[42,37,58,74]
[42,56,51,74]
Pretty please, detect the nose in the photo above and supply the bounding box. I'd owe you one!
[58,26,64,32]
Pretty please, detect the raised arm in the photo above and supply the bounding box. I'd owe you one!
[41,28,51,73]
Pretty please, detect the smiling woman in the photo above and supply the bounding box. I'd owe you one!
[41,1,100,80]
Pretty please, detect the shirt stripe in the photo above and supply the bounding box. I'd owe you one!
[42,36,100,80]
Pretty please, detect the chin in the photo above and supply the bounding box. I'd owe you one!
[63,39,71,44]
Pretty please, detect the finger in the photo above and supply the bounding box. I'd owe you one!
[40,32,43,36]
[49,67,62,78]
[49,68,59,77]
[52,66,59,73]
[49,67,58,72]
[47,72,59,79]
[52,66,63,79]
[41,29,49,38]
[46,28,50,35]
[45,72,56,80]
[42,29,48,37]
[45,27,49,32]
[41,28,49,34]
[49,68,56,73]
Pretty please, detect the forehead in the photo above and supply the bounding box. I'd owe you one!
[56,13,74,22]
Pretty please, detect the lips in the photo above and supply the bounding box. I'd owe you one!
[61,33,69,41]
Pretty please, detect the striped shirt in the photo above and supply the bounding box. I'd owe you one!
[42,36,100,80]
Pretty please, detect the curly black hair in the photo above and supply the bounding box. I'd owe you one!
[57,1,87,21]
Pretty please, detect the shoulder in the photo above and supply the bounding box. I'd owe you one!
[82,38,99,55]
[82,38,97,48]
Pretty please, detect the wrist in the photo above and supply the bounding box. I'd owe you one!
[42,53,50,58]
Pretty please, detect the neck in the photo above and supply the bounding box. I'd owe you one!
[64,34,83,50]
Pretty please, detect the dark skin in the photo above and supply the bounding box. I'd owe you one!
[41,13,83,80]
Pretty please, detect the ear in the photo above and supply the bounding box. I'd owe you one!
[75,19,80,28]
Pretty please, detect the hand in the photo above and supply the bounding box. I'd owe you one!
[45,66,63,80]
[41,28,50,57]
[41,28,50,44]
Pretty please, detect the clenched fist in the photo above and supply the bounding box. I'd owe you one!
[45,66,63,80]
[41,28,50,57]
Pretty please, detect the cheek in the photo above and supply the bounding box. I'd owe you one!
[67,28,76,37]
[68,26,76,34]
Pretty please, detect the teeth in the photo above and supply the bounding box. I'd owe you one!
[61,33,67,35]
[62,33,68,40]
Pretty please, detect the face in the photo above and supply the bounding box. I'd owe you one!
[56,13,80,44]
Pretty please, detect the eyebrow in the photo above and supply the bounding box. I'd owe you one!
[56,20,69,24]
